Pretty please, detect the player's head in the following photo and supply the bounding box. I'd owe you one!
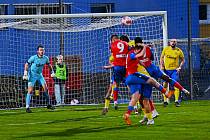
[56,55,64,64]
[120,35,130,43]
[134,37,143,51]
[169,39,177,48]
[134,44,143,54]
[111,34,119,43]
[134,37,143,44]
[37,45,45,57]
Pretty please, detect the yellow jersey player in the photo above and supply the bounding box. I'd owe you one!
[101,55,115,115]
[160,39,185,107]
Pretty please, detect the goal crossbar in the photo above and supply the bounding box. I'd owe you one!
[0,11,167,19]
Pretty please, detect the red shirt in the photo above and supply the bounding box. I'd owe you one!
[138,46,152,67]
[126,50,139,76]
[111,40,129,66]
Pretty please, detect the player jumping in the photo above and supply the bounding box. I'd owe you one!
[109,34,129,110]
[134,37,190,96]
[123,44,167,125]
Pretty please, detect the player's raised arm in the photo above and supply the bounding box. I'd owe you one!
[133,37,146,58]
[134,44,145,58]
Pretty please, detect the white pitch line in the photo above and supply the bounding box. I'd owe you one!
[7,121,54,126]
[0,112,19,114]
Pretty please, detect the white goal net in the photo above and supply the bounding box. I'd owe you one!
[0,12,168,109]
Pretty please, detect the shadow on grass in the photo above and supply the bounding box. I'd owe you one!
[44,115,100,124]
[19,125,129,139]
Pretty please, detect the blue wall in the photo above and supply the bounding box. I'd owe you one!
[0,0,199,38]
[0,0,200,75]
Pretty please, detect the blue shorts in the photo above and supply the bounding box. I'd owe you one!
[125,72,149,94]
[140,84,152,99]
[129,84,142,95]
[113,66,126,84]
[164,70,179,90]
[28,73,46,87]
[146,63,164,79]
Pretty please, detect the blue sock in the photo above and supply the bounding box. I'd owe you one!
[26,93,32,108]
[127,106,134,115]
[128,106,134,111]
[43,91,50,105]
[158,85,166,93]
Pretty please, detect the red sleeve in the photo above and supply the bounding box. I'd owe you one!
[146,46,152,58]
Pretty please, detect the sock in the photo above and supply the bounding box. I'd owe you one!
[139,98,144,108]
[26,93,32,108]
[168,90,174,98]
[163,94,167,102]
[134,105,137,110]
[114,101,118,105]
[43,91,50,105]
[142,108,146,115]
[153,109,158,114]
[149,100,154,111]
[126,106,134,115]
[146,112,153,120]
[158,85,167,94]
[105,99,110,108]
[113,87,119,102]
[170,79,184,91]
[174,88,180,102]
[136,101,140,108]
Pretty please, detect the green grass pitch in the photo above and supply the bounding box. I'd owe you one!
[0,100,210,140]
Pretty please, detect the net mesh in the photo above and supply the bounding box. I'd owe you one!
[0,13,167,108]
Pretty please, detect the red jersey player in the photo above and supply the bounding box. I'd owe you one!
[123,45,167,125]
[134,37,190,96]
[110,34,129,109]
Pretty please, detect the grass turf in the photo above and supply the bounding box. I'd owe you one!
[0,100,210,140]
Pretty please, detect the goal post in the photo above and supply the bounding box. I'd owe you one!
[0,11,168,109]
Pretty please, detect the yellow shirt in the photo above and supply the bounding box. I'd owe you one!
[128,40,135,47]
[161,46,184,70]
[137,64,150,76]
[109,55,114,63]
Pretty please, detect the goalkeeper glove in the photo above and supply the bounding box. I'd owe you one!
[23,70,28,80]
[51,71,56,78]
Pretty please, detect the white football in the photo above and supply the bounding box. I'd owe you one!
[71,99,79,105]
[121,16,132,25]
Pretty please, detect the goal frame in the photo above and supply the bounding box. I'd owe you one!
[0,11,168,46]
[0,11,168,107]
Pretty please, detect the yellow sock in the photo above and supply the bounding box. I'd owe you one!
[136,101,140,108]
[174,88,180,102]
[163,94,167,102]
[111,84,115,93]
[163,82,169,102]
[105,99,110,108]
[146,112,153,120]
[142,108,146,115]
[109,84,114,100]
